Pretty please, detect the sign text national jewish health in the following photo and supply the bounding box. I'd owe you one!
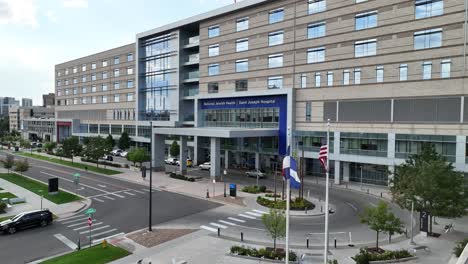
[200,96,280,109]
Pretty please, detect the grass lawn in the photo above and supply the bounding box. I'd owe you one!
[17,152,121,176]
[0,173,81,204]
[40,244,130,264]
[0,192,17,199]
[0,215,13,222]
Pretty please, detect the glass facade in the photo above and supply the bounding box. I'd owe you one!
[202,108,279,128]
[294,131,335,153]
[349,163,388,186]
[340,133,388,157]
[395,134,456,162]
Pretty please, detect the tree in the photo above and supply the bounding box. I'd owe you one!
[391,144,468,234]
[9,130,20,138]
[127,148,150,167]
[19,138,31,149]
[83,136,110,167]
[169,140,180,158]
[62,136,82,163]
[43,142,56,154]
[105,134,115,149]
[360,201,403,249]
[385,213,404,243]
[0,117,9,138]
[1,154,14,173]
[261,209,286,251]
[118,131,131,150]
[14,159,30,175]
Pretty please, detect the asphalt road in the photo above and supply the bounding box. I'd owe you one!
[0,152,221,264]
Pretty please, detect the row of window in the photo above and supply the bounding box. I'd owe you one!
[57,68,134,87]
[57,93,134,106]
[57,53,134,77]
[207,76,284,94]
[57,80,135,96]
[207,0,443,39]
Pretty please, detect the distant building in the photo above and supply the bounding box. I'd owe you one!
[22,98,33,107]
[0,97,19,117]
[9,105,55,137]
[43,93,55,107]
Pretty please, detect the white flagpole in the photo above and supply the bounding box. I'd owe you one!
[324,119,330,264]
[285,177,290,264]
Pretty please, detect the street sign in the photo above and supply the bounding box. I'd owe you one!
[87,217,92,226]
[48,178,59,195]
[85,208,96,216]
[420,211,429,232]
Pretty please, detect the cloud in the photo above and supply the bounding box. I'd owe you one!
[45,10,58,23]
[0,0,38,28]
[63,0,88,8]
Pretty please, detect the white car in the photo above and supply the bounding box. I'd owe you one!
[120,151,128,158]
[199,162,211,170]
[165,158,178,165]
[246,169,266,178]
[111,149,123,156]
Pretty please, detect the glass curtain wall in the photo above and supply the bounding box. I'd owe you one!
[202,107,279,128]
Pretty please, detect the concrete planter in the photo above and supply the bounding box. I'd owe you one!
[351,256,418,264]
[227,253,298,263]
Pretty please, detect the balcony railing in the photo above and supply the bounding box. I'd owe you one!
[184,71,199,80]
[341,149,388,157]
[203,121,278,129]
[185,36,200,46]
[185,54,199,64]
[184,88,199,97]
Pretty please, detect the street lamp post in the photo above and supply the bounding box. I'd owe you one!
[223,169,227,197]
[149,121,153,232]
[360,165,364,190]
[38,190,43,210]
[409,200,415,245]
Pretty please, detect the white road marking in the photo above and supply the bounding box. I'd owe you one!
[123,191,135,196]
[346,202,358,212]
[54,233,77,250]
[79,225,110,234]
[218,220,236,226]
[252,209,267,214]
[67,221,95,228]
[210,222,227,229]
[41,171,110,194]
[86,228,117,239]
[238,213,256,220]
[57,214,84,222]
[131,190,145,194]
[103,196,115,200]
[97,184,107,188]
[246,211,262,217]
[93,232,125,244]
[93,198,105,203]
[200,225,217,232]
[73,222,103,231]
[112,193,125,198]
[228,217,246,223]
[62,217,90,225]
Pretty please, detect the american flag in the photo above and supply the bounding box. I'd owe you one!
[318,145,328,171]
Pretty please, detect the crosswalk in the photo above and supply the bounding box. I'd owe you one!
[89,188,161,204]
[199,209,267,233]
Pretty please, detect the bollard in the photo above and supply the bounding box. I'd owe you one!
[102,239,107,248]
[77,237,81,251]
[217,228,220,237]
[380,192,383,198]
[334,238,337,249]
[346,183,348,189]
[206,189,210,198]
[306,238,309,249]
[241,232,244,242]
[367,189,369,194]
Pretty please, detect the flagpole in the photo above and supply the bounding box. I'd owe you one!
[285,177,290,264]
[324,119,330,264]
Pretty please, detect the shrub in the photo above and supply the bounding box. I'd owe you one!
[80,157,122,168]
[454,238,468,257]
[257,196,315,211]
[353,248,413,264]
[265,193,281,198]
[169,173,195,182]
[230,245,296,261]
[36,149,42,153]
[0,202,6,213]
[242,185,267,194]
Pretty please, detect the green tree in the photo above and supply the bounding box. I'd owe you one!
[83,136,110,167]
[1,154,15,173]
[43,142,56,154]
[391,144,468,234]
[360,201,403,249]
[105,134,115,149]
[14,159,30,175]
[127,148,150,167]
[62,136,82,163]
[19,138,31,149]
[0,117,9,138]
[261,209,286,251]
[118,131,131,150]
[169,140,180,158]
[9,130,20,138]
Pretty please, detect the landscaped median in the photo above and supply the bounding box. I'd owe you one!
[0,173,81,204]
[17,152,121,175]
[40,244,130,264]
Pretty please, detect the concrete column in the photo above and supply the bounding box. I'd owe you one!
[387,133,396,159]
[225,150,229,169]
[210,137,221,180]
[388,165,395,186]
[334,160,341,184]
[235,152,241,166]
[455,135,466,171]
[152,134,166,171]
[255,152,260,170]
[333,131,340,156]
[188,147,193,160]
[343,162,350,182]
[193,136,201,166]
[180,136,187,175]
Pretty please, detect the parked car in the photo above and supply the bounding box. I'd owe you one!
[1,209,53,234]
[111,149,123,156]
[102,154,113,161]
[37,143,43,148]
[245,169,266,178]
[199,162,211,170]
[164,158,178,165]
[176,159,193,167]
[120,151,128,158]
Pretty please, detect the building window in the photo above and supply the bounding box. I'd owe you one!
[399,64,408,81]
[441,59,451,78]
[127,80,134,88]
[415,0,443,19]
[82,64,86,72]
[82,87,87,94]
[92,85,96,92]
[268,76,283,89]
[269,8,284,24]
[354,68,361,84]
[91,73,96,81]
[307,47,325,63]
[208,82,219,93]
[305,102,312,121]
[308,0,326,14]
[327,72,334,86]
[355,39,377,57]
[236,59,249,72]
[356,0,368,3]
[423,62,432,80]
[208,44,220,57]
[57,90,61,96]
[114,56,120,64]
[269,31,284,46]
[127,67,133,75]
[57,71,61,77]
[65,79,69,85]
[355,11,378,30]
[102,72,108,79]
[343,70,350,85]
[414,28,442,49]
[376,66,384,82]
[307,22,326,39]
[57,81,61,86]
[92,96,96,104]
[236,38,249,52]
[65,68,69,75]
[102,84,108,91]
[315,73,321,87]
[82,76,87,82]
[114,82,120,89]
[208,25,220,38]
[102,96,108,103]
[114,94,120,103]
[127,53,134,62]
[82,97,87,104]
[236,17,249,31]
[73,78,78,84]
[114,69,120,77]
[73,67,77,73]
[127,93,133,101]
[91,63,96,70]
[301,74,307,88]
[73,98,78,105]
[268,54,283,68]
[236,80,248,92]
[208,64,220,76]
[73,88,77,95]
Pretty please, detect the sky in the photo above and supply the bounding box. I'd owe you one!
[0,0,241,105]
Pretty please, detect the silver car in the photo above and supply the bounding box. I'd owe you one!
[199,162,211,170]
[245,169,266,178]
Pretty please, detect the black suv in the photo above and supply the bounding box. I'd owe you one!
[0,209,53,234]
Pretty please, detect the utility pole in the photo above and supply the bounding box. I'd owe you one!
[149,121,153,232]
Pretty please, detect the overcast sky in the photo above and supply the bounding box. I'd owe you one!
[0,0,239,105]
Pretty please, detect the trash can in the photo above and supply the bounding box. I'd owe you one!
[229,183,237,197]
[14,146,19,152]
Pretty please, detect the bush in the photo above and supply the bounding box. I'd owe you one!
[230,245,296,261]
[257,196,315,211]
[241,185,267,194]
[265,193,281,198]
[454,238,468,257]
[353,248,413,264]
[80,158,122,168]
[0,202,6,213]
[36,149,42,153]
[169,172,195,182]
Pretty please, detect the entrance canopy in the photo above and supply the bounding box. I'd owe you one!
[153,127,278,138]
